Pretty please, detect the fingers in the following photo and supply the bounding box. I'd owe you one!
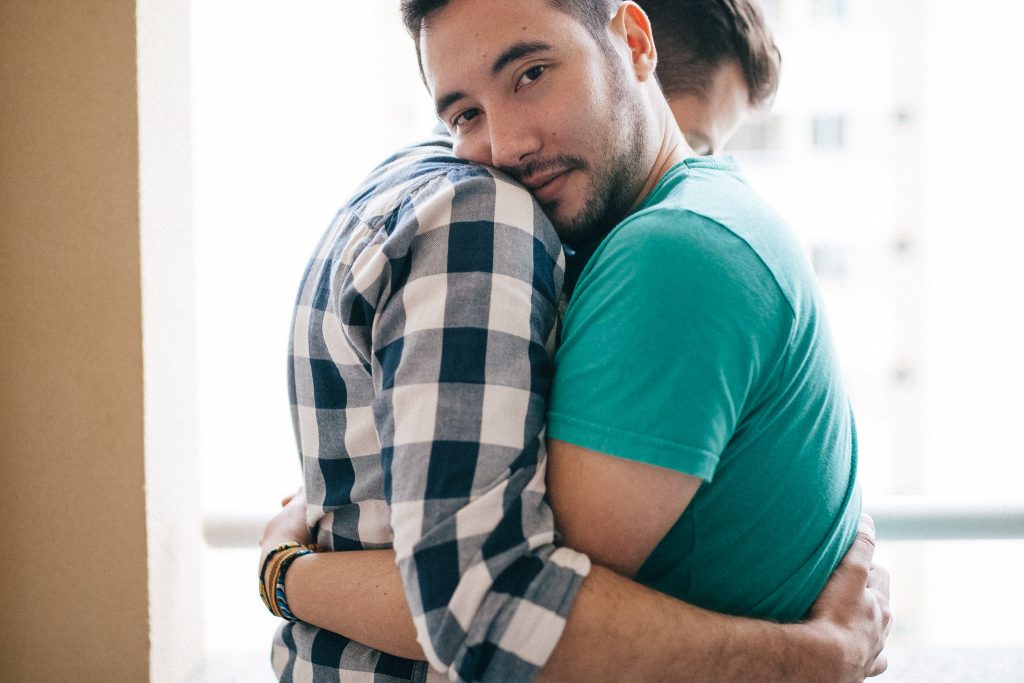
[837,514,877,585]
[280,486,304,507]
[868,563,890,599]
[879,589,894,641]
[868,561,892,640]
[866,562,894,672]
[867,652,888,678]
[857,513,877,550]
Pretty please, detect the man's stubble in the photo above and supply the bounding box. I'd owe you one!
[510,52,651,250]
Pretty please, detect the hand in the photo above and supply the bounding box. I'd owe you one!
[807,514,893,681]
[259,488,313,573]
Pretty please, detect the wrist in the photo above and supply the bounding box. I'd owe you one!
[785,621,846,683]
[258,542,320,621]
[280,551,317,621]
[260,535,299,563]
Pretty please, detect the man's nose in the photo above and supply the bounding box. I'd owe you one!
[487,111,541,170]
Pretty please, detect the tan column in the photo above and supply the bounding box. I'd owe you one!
[0,0,199,680]
[0,0,148,678]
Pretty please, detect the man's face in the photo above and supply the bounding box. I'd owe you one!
[668,60,752,155]
[421,0,650,245]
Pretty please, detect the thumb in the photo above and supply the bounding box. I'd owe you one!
[280,486,304,507]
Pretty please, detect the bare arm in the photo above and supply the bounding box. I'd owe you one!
[539,507,891,682]
[285,550,424,660]
[544,439,701,577]
[260,493,425,660]
[540,438,891,680]
[262,495,890,681]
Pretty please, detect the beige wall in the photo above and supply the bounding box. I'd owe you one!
[0,1,151,680]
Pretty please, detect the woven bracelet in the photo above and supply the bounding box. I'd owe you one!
[259,543,303,615]
[274,547,318,622]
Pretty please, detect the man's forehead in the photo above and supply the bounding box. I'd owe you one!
[420,0,562,34]
[419,0,582,91]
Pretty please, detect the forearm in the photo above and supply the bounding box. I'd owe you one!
[285,549,425,661]
[285,553,839,681]
[540,565,840,683]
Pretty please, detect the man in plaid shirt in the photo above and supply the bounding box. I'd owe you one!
[263,1,891,681]
[274,136,591,681]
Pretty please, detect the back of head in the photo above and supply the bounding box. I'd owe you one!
[640,0,781,106]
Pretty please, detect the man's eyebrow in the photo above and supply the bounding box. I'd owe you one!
[435,90,467,118]
[491,40,553,76]
[434,41,554,118]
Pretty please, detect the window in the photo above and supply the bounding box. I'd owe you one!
[725,112,785,152]
[813,0,847,19]
[811,113,847,149]
[191,2,436,676]
[727,0,1024,669]
[810,243,850,280]
[192,0,1024,679]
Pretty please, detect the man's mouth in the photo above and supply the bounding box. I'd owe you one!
[521,168,572,204]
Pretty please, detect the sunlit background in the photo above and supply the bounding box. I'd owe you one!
[191,1,1024,680]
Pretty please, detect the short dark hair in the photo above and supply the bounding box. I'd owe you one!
[640,0,781,106]
[401,0,622,64]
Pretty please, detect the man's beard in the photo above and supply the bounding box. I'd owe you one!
[552,109,647,249]
[539,69,650,248]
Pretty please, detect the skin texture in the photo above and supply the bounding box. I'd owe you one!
[262,1,892,679]
[544,439,702,578]
[263,496,891,680]
[668,59,754,155]
[426,0,685,247]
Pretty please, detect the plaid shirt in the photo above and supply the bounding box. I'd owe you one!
[273,137,592,682]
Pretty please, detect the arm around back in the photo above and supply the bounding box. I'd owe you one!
[267,503,890,680]
[364,168,591,680]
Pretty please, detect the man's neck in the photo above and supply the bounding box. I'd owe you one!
[563,104,693,279]
[627,103,692,215]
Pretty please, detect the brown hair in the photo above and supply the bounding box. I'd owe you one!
[640,0,781,105]
[401,0,623,64]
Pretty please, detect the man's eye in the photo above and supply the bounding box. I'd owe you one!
[517,65,546,90]
[452,108,481,127]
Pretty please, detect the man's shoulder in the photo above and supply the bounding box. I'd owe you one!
[347,137,543,230]
[600,161,805,288]
[570,175,799,325]
[634,157,783,232]
[600,204,754,276]
[333,138,564,309]
[600,163,817,328]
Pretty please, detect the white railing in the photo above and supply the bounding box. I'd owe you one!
[865,497,1024,541]
[204,497,1024,549]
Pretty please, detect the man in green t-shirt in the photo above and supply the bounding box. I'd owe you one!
[422,0,860,623]
[546,159,860,621]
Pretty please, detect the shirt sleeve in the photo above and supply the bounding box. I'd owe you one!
[547,209,790,482]
[361,167,591,681]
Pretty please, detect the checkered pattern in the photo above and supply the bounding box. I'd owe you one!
[274,138,591,682]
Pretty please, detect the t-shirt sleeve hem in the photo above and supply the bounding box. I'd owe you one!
[546,412,719,482]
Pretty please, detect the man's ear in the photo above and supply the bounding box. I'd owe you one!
[609,2,657,82]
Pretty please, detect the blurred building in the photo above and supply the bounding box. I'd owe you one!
[726,0,1024,653]
[728,0,929,499]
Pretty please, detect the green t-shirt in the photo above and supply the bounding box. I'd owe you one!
[547,157,860,621]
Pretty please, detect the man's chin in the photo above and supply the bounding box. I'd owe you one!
[550,218,599,248]
[535,183,611,245]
